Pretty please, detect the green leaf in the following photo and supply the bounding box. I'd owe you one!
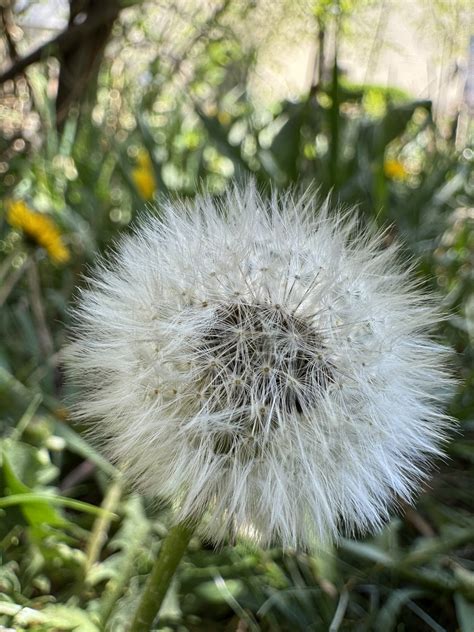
[455,593,474,632]
[52,420,117,476]
[96,496,150,626]
[375,589,426,631]
[338,539,394,566]
[1,438,58,487]
[196,108,249,179]
[270,101,309,181]
[0,602,48,627]
[1,442,67,529]
[40,604,100,631]
[376,100,431,151]
[0,493,118,519]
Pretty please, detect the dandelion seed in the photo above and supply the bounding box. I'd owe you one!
[65,184,453,549]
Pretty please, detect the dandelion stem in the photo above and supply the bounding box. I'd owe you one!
[84,477,122,579]
[129,519,195,631]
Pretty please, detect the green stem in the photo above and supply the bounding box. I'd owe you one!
[129,519,195,631]
[84,478,122,579]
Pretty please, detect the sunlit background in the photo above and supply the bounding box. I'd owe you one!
[0,1,473,630]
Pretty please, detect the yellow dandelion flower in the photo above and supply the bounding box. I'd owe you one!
[384,158,408,181]
[5,199,70,265]
[132,150,157,201]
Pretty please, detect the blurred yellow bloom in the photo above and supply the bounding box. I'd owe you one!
[217,110,232,126]
[132,150,157,201]
[5,199,70,265]
[384,159,408,181]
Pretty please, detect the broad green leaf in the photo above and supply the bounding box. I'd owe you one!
[1,444,67,529]
[1,438,58,487]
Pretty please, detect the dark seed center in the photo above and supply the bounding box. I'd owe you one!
[195,302,334,447]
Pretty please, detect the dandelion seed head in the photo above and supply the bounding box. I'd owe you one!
[65,183,454,549]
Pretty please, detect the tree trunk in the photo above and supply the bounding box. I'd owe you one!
[55,0,120,130]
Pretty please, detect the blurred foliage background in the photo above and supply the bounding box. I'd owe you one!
[0,1,473,630]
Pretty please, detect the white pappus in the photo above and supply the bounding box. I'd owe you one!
[65,184,453,549]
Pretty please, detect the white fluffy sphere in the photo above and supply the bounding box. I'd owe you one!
[65,185,453,548]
